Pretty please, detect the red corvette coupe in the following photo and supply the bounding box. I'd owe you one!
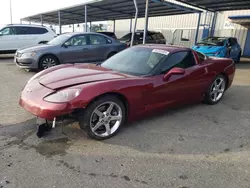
[19,45,235,140]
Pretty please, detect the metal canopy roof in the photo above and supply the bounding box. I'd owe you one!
[229,15,250,28]
[21,0,201,25]
[175,0,250,12]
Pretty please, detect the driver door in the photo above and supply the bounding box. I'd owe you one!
[0,27,18,51]
[145,51,207,111]
[60,34,90,63]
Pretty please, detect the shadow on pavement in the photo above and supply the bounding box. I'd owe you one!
[0,54,14,60]
[237,58,250,70]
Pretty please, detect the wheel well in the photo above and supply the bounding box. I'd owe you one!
[220,73,229,89]
[38,54,60,65]
[88,92,129,118]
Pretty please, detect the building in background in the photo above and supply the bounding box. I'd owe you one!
[108,9,250,57]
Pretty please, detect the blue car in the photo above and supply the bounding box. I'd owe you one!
[192,37,242,63]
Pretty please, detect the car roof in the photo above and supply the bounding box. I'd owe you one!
[97,31,114,34]
[61,32,110,36]
[6,24,48,28]
[135,44,191,53]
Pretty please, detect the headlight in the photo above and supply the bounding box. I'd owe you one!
[21,52,36,58]
[44,89,81,103]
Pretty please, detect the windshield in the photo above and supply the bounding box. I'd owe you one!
[101,47,169,76]
[120,33,131,41]
[197,37,226,46]
[47,34,71,45]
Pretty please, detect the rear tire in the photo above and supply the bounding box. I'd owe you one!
[78,95,126,140]
[38,55,59,70]
[204,75,226,105]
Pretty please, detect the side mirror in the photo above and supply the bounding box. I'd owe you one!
[63,42,71,48]
[226,42,231,47]
[163,67,185,81]
[0,32,2,36]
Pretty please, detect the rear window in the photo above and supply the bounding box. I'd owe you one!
[120,32,143,41]
[150,32,165,40]
[98,32,116,38]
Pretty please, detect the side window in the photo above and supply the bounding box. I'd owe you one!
[66,35,87,46]
[89,34,108,45]
[161,51,196,73]
[16,27,48,35]
[0,27,17,35]
[196,51,206,62]
[229,38,237,46]
[17,27,28,35]
[28,27,48,34]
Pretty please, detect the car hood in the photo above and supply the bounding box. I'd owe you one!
[192,45,225,54]
[38,64,131,90]
[18,44,56,53]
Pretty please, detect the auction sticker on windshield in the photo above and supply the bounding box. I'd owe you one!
[152,49,169,56]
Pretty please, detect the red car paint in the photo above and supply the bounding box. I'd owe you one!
[19,45,235,121]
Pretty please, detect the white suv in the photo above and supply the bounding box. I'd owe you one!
[0,24,57,54]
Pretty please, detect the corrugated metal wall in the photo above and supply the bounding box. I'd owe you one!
[109,9,250,52]
[110,12,208,46]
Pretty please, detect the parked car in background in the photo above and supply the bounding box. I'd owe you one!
[19,45,235,140]
[192,37,242,63]
[97,31,117,39]
[15,32,127,70]
[119,31,166,46]
[0,24,57,54]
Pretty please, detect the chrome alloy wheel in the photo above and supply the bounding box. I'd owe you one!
[90,102,123,137]
[42,57,57,69]
[210,77,226,102]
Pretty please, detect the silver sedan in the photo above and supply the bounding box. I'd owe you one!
[15,32,127,70]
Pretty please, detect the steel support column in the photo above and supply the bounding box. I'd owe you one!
[73,24,75,32]
[131,0,138,47]
[129,19,132,33]
[58,11,62,34]
[211,12,217,37]
[90,22,92,32]
[40,14,43,26]
[85,5,88,32]
[194,12,201,45]
[143,0,149,44]
[113,20,116,33]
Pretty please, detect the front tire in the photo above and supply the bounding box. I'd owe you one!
[39,55,59,70]
[235,51,241,64]
[204,75,226,105]
[78,95,126,140]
